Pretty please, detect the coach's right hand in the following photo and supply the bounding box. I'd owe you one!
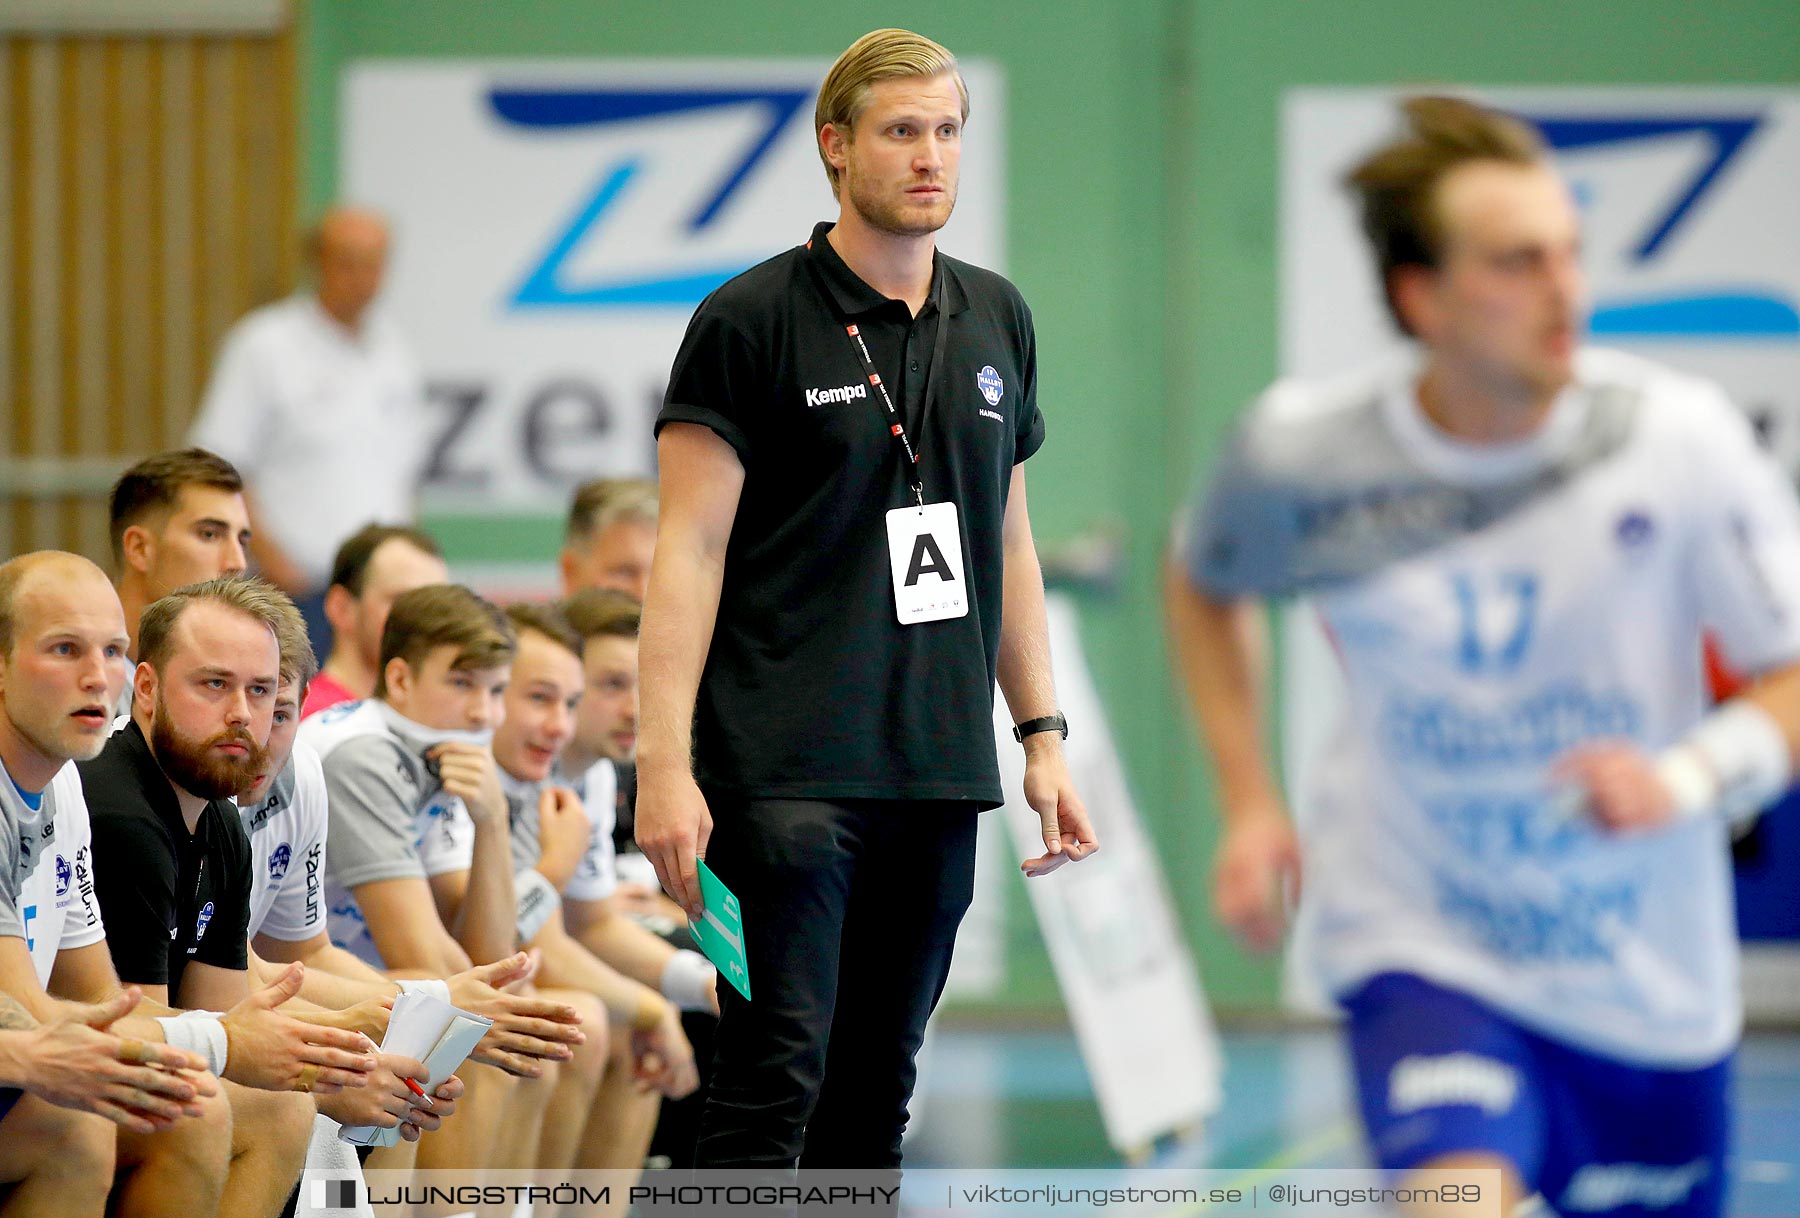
[635,768,712,922]
[1214,803,1302,953]
[221,962,378,1092]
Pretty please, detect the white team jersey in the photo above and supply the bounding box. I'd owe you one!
[5,765,107,985]
[298,699,478,966]
[559,758,618,903]
[239,740,330,942]
[501,758,617,901]
[1185,349,1800,1067]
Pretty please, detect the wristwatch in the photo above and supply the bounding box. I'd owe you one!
[1012,713,1069,743]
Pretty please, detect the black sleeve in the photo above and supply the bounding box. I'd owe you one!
[1012,294,1045,464]
[85,807,177,987]
[194,819,251,972]
[655,305,761,466]
[612,762,637,857]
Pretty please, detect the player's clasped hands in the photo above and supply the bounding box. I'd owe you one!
[220,962,378,1093]
[20,988,218,1134]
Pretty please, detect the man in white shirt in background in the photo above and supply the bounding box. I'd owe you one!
[189,206,429,655]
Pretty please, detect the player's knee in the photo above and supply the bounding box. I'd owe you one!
[15,1099,117,1185]
[227,1083,313,1164]
[563,991,609,1084]
[152,1082,233,1182]
[265,1090,318,1160]
[65,1108,118,1180]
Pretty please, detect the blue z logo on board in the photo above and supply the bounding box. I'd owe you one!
[1523,112,1799,341]
[491,87,813,309]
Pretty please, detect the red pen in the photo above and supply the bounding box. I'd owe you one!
[403,1077,434,1108]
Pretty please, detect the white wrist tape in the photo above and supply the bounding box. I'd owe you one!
[515,870,561,945]
[660,949,717,1012]
[157,1011,229,1075]
[395,978,451,1004]
[1655,700,1791,825]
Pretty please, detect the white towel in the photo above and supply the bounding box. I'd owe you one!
[296,1113,374,1217]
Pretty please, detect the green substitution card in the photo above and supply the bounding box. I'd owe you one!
[692,860,751,1000]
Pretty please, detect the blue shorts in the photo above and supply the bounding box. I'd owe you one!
[1341,972,1730,1218]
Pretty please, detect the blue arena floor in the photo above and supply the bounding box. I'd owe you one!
[906,1026,1800,1217]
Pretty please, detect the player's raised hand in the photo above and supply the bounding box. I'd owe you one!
[536,785,591,892]
[430,741,508,827]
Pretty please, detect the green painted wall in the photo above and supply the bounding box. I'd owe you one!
[302,0,1800,1015]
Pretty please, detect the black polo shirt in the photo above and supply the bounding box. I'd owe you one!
[78,721,252,997]
[656,221,1044,808]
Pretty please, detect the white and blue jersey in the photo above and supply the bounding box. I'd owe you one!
[1,760,106,985]
[1182,348,1800,1070]
[238,739,329,942]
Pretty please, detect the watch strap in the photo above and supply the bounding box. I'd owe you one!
[1012,713,1069,742]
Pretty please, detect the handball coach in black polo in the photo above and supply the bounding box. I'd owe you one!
[636,28,1100,1169]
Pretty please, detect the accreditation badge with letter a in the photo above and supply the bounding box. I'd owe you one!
[885,501,969,624]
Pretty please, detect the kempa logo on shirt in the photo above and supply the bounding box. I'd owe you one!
[804,382,868,408]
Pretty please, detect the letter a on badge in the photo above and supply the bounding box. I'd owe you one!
[907,534,952,585]
[886,502,969,624]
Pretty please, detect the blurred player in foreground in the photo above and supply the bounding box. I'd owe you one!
[1170,96,1800,1218]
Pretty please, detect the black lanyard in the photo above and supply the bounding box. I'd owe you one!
[841,292,951,508]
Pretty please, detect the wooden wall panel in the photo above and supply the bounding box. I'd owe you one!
[0,24,297,563]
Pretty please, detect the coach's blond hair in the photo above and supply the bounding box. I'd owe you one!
[815,28,968,196]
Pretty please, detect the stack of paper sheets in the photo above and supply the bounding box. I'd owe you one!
[339,989,492,1149]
